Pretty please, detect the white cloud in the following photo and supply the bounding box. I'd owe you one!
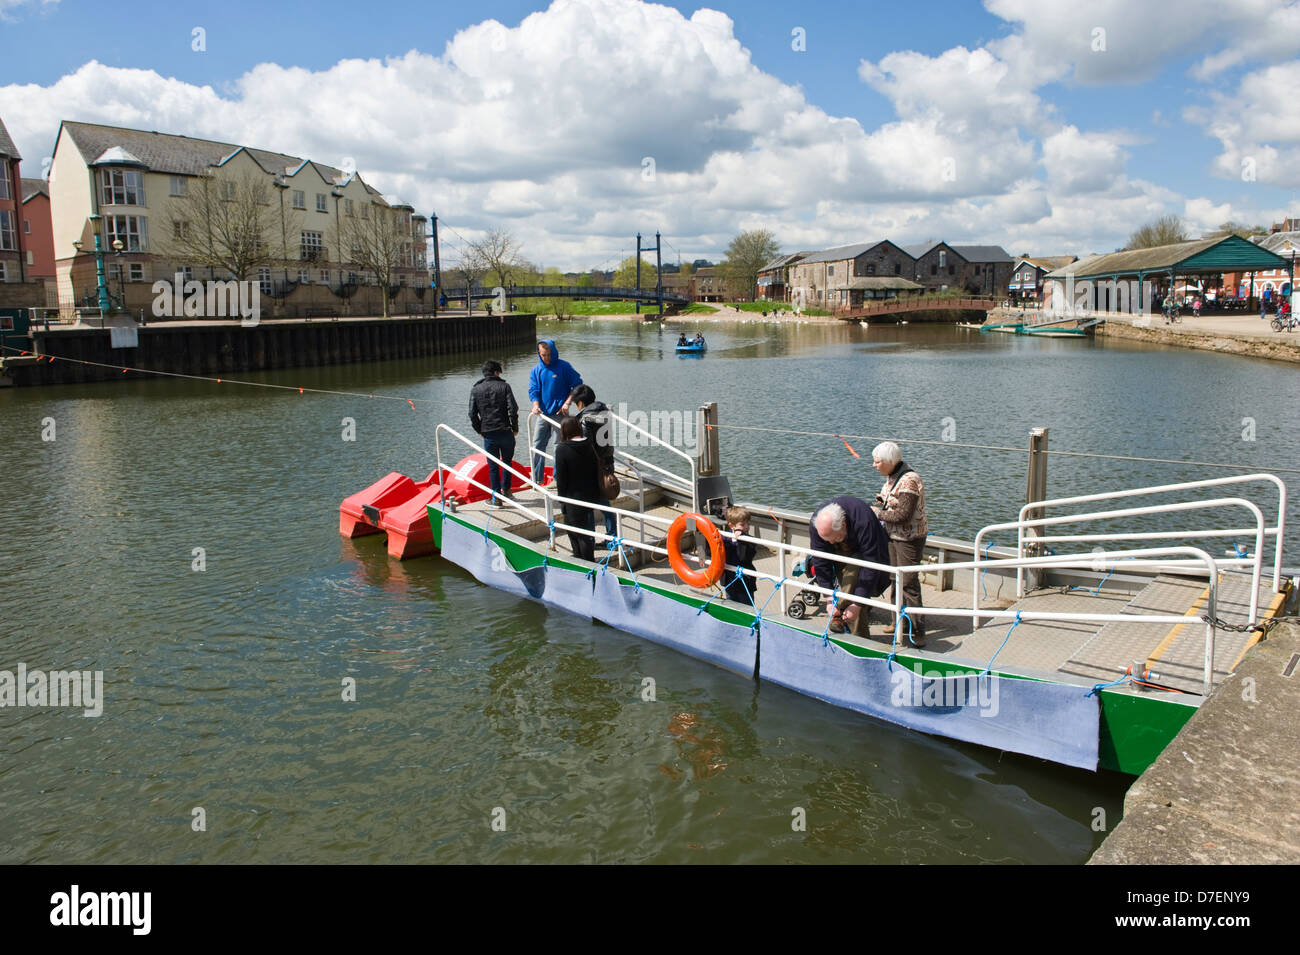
[1186,61,1300,186]
[0,0,1291,268]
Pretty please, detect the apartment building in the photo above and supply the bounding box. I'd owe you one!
[48,122,430,317]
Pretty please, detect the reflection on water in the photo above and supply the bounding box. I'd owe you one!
[1,319,1292,863]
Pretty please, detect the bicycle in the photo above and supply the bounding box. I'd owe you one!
[1162,303,1181,324]
[1271,310,1298,332]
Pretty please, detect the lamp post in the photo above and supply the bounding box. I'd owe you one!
[112,237,126,312]
[85,214,111,313]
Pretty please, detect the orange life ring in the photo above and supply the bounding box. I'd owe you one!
[667,512,725,588]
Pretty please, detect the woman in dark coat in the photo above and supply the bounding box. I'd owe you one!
[554,416,602,561]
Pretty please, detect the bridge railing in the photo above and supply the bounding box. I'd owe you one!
[443,285,691,304]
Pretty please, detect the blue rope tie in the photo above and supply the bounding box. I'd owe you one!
[820,588,839,645]
[748,574,788,639]
[1086,674,1131,697]
[980,540,995,601]
[982,610,1022,676]
[482,506,493,541]
[540,519,557,568]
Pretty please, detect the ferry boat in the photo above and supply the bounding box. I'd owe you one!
[341,405,1290,775]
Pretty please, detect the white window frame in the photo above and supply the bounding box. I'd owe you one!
[345,199,354,217]
[169,176,188,197]
[219,181,236,201]
[106,215,148,252]
[0,261,7,282]
[181,266,194,282]
[300,230,323,261]
[316,193,328,213]
[298,268,309,284]
[292,189,305,210]
[0,210,16,251]
[0,165,9,200]
[100,168,146,206]
[128,263,145,282]
[258,267,272,295]
[319,269,330,284]
[360,203,368,220]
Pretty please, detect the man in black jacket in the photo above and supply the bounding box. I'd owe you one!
[469,359,519,503]
[571,384,618,542]
[808,497,892,638]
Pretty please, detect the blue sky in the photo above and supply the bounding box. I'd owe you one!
[2,0,1297,269]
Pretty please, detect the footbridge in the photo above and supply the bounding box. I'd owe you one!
[443,285,691,306]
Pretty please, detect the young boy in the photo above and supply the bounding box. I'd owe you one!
[722,506,758,606]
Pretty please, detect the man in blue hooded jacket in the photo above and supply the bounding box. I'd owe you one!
[528,339,583,485]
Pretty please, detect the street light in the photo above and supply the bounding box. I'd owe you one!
[111,237,126,311]
[85,215,111,313]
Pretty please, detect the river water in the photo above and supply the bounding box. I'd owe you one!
[1,319,1295,864]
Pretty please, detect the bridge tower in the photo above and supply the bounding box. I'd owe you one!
[633,232,665,318]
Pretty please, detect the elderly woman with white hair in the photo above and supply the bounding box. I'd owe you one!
[871,441,929,646]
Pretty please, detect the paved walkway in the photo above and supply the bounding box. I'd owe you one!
[1090,618,1300,864]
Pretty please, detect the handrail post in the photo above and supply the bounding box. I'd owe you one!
[1023,427,1049,594]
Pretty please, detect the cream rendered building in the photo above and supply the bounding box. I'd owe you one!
[49,122,429,317]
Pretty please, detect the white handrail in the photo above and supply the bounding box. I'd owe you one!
[975,496,1265,623]
[1016,474,1286,592]
[606,408,699,514]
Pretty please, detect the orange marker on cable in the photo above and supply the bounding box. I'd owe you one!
[839,436,860,458]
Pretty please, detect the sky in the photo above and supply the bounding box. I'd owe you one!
[1,0,1297,271]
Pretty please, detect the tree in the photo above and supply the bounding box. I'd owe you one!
[719,229,779,302]
[467,227,527,289]
[1208,220,1266,239]
[678,262,694,277]
[335,200,417,318]
[161,171,282,281]
[1126,214,1188,250]
[613,255,658,290]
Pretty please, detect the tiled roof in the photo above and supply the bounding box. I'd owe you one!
[20,177,49,201]
[0,116,20,159]
[59,121,367,190]
[1043,236,1286,278]
[758,251,810,272]
[951,245,1012,263]
[1015,255,1077,271]
[902,242,940,258]
[1255,231,1300,255]
[797,242,883,265]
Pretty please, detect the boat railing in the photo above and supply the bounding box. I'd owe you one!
[1012,474,1286,595]
[973,497,1266,626]
[604,408,699,513]
[437,423,681,556]
[434,431,1230,695]
[526,408,698,514]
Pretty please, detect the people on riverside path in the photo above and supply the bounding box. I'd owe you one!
[554,416,601,562]
[468,359,519,504]
[722,506,758,606]
[571,384,618,543]
[807,497,892,637]
[871,441,929,647]
[528,339,583,485]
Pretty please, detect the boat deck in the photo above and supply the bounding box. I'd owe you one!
[450,480,1279,701]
